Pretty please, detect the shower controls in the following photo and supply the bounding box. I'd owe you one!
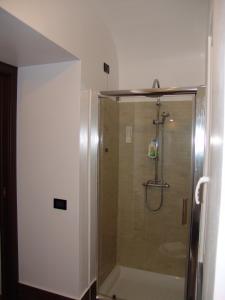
[143,180,169,189]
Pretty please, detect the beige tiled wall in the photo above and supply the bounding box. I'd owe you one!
[98,98,119,284]
[99,98,193,282]
[117,100,193,277]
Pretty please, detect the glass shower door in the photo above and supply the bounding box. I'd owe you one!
[98,95,195,300]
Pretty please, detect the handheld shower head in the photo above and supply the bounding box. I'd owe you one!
[161,112,170,124]
[153,112,170,125]
[161,112,170,118]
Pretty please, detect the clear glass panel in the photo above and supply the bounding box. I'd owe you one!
[98,96,193,300]
[98,98,119,285]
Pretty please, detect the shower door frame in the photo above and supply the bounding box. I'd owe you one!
[96,95,119,300]
[186,86,207,300]
[96,86,206,300]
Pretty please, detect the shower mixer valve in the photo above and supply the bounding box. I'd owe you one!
[143,180,170,189]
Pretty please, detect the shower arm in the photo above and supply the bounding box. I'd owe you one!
[152,79,160,89]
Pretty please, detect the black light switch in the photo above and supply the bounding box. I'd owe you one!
[54,198,67,210]
[103,62,110,74]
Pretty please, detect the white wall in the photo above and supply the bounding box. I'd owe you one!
[88,91,98,284]
[0,1,119,298]
[119,54,206,89]
[1,0,209,90]
[78,90,98,295]
[0,0,119,90]
[17,61,84,298]
[17,65,99,299]
[93,0,209,89]
[79,90,90,295]
[203,0,225,299]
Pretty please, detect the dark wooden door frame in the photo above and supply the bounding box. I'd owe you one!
[0,62,18,299]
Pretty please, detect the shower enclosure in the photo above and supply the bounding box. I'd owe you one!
[97,86,206,300]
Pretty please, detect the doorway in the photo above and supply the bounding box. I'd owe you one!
[0,62,18,300]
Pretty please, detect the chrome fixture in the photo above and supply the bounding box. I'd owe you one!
[99,86,201,98]
[153,112,170,125]
[142,79,170,212]
[152,78,161,88]
[182,198,188,225]
[143,96,170,212]
[143,180,169,189]
[161,112,170,122]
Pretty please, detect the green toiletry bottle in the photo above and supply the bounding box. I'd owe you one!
[148,139,158,159]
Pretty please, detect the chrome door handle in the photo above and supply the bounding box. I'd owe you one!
[182,198,188,225]
[195,176,210,205]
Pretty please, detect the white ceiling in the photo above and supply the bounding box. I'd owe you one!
[0,9,76,67]
[93,0,209,60]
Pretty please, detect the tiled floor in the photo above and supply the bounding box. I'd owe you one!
[99,266,185,300]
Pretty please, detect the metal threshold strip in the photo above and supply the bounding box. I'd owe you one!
[100,86,204,98]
